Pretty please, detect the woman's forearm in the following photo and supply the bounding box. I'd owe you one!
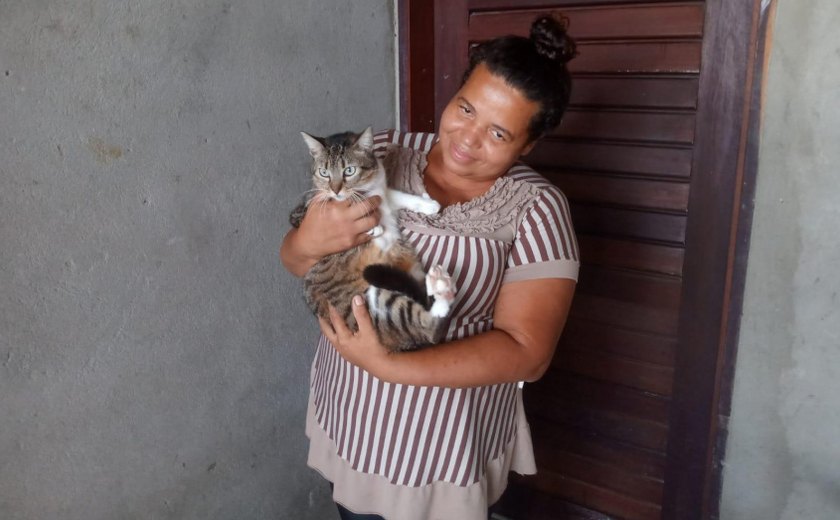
[280,228,319,277]
[325,278,575,388]
[374,329,544,388]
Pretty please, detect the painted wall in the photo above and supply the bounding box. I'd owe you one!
[0,1,395,519]
[720,1,840,518]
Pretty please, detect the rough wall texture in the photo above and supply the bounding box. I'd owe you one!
[720,1,840,518]
[0,1,395,519]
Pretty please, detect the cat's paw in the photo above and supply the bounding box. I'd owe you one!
[411,196,441,215]
[426,265,456,318]
[367,225,384,238]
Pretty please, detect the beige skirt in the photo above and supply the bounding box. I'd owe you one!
[305,387,537,520]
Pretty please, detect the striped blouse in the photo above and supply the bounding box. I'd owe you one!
[306,130,579,520]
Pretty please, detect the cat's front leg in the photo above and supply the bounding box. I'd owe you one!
[387,190,440,215]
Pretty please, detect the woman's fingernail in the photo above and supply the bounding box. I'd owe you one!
[353,295,363,306]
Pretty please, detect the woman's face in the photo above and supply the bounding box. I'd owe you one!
[436,63,540,185]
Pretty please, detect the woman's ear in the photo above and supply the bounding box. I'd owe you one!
[520,140,537,157]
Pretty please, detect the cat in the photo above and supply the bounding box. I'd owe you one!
[289,127,456,351]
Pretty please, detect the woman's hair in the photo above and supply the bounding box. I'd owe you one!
[462,15,577,142]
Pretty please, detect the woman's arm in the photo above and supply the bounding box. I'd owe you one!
[280,196,382,277]
[322,276,576,387]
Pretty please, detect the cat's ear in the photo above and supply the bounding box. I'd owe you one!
[300,131,326,159]
[354,127,374,151]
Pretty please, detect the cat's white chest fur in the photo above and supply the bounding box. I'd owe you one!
[365,175,440,251]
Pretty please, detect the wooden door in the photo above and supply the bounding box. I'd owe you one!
[400,0,771,518]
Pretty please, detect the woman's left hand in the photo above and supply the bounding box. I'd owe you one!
[318,296,391,375]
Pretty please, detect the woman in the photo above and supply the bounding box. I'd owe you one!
[281,15,578,520]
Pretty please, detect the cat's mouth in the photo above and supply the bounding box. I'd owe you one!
[329,188,368,203]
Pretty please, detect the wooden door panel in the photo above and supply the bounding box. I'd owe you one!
[553,110,697,144]
[570,206,687,244]
[549,172,690,212]
[535,373,671,422]
[571,77,700,109]
[528,396,669,452]
[528,141,694,178]
[527,470,662,520]
[562,318,677,366]
[470,0,693,8]
[570,41,703,74]
[529,417,668,478]
[577,266,682,308]
[535,449,664,505]
[556,348,675,395]
[577,236,685,276]
[468,3,705,42]
[569,294,680,337]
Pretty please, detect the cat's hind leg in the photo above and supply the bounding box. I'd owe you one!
[362,264,427,305]
[362,263,456,317]
[426,265,456,318]
[363,285,442,350]
[362,264,456,350]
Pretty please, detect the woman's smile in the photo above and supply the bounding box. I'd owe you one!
[448,141,476,164]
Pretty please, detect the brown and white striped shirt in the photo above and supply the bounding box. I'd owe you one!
[306,130,579,519]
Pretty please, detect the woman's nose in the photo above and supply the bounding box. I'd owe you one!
[460,123,481,147]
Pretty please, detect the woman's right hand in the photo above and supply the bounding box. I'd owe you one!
[280,196,382,277]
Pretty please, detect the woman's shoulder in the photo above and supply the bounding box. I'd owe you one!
[373,130,433,194]
[506,162,571,210]
[373,129,437,156]
[507,162,559,191]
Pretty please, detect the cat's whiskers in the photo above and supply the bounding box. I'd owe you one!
[309,190,334,216]
[348,191,375,215]
[311,188,337,203]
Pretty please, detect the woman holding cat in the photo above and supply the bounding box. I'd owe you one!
[281,15,578,520]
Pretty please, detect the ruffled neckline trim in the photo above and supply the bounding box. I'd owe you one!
[391,145,540,236]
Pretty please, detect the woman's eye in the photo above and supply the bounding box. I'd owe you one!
[343,166,357,177]
[459,104,472,115]
[491,129,505,141]
[318,168,329,178]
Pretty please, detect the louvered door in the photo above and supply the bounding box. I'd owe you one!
[399,1,766,518]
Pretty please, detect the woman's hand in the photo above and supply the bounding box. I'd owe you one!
[318,296,391,375]
[299,196,382,257]
[280,196,381,277]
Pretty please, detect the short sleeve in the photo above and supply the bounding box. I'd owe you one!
[504,185,580,283]
[373,129,397,159]
[373,129,436,156]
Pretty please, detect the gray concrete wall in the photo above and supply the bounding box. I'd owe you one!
[0,1,395,519]
[720,1,840,518]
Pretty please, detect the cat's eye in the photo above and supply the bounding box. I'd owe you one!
[317,168,329,178]
[343,166,357,177]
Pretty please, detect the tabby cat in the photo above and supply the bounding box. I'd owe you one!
[289,127,456,351]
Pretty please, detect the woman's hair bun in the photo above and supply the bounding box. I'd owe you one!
[530,15,577,64]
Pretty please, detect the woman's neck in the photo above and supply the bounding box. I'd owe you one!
[423,144,497,207]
